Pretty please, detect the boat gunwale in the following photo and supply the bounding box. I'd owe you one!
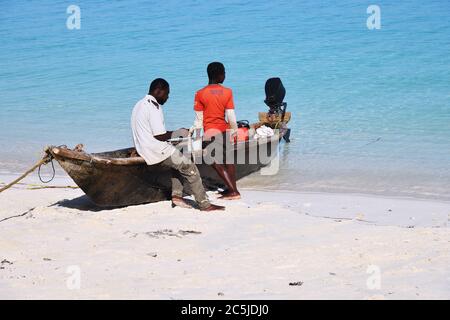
[48,127,287,167]
[49,146,147,166]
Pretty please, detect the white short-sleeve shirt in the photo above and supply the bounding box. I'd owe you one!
[131,95,176,165]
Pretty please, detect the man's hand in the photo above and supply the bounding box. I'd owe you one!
[173,128,190,138]
[154,131,173,142]
[230,128,238,143]
[155,128,190,142]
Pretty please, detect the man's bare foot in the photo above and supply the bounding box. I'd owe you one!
[219,192,241,200]
[172,196,193,209]
[200,204,226,212]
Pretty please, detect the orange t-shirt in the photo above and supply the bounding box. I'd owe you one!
[194,84,234,134]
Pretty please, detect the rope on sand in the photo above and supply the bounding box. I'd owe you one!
[0,147,55,194]
[0,207,36,224]
[0,182,76,188]
[26,185,78,190]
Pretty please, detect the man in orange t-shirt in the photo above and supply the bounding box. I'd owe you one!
[193,62,241,200]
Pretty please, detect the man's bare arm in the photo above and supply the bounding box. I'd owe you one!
[154,128,189,142]
[154,131,173,142]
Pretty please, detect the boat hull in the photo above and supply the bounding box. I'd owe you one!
[49,131,285,207]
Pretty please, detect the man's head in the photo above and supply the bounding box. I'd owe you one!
[207,62,226,84]
[149,78,170,105]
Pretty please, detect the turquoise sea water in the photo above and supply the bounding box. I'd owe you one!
[1,0,449,200]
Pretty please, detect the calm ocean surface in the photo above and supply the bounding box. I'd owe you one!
[1,0,449,200]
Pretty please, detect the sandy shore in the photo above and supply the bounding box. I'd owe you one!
[0,178,449,299]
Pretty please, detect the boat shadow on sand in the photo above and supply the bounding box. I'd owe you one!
[53,195,198,212]
[53,195,122,212]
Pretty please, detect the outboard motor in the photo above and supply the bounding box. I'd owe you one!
[264,77,286,115]
[264,78,290,142]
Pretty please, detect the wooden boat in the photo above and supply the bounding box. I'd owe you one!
[47,126,291,207]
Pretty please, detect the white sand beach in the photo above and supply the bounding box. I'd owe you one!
[2,0,450,304]
[1,178,449,300]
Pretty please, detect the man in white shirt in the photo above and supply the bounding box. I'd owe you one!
[131,78,224,212]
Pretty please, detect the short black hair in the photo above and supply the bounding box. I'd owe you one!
[207,62,225,81]
[149,78,169,94]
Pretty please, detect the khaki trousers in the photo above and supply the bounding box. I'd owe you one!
[160,150,210,210]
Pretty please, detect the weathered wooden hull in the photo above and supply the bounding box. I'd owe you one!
[48,130,286,207]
